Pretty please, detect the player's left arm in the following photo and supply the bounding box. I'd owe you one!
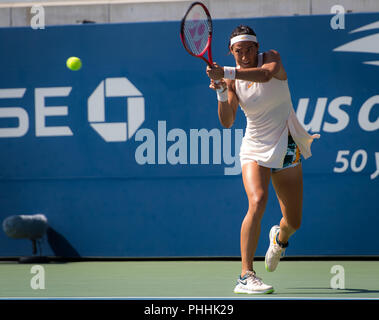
[207,50,287,83]
[260,50,287,81]
[235,50,287,82]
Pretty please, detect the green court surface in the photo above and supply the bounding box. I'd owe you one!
[1,260,378,299]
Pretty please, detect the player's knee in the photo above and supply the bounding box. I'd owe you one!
[248,191,268,213]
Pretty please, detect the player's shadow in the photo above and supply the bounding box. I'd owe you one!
[286,287,379,295]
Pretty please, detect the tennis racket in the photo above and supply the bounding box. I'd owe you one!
[180,2,215,68]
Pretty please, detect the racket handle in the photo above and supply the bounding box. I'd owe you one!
[215,80,227,92]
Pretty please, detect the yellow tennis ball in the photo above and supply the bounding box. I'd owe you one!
[66,57,82,71]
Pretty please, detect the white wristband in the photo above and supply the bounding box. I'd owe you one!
[223,66,236,80]
[216,87,228,102]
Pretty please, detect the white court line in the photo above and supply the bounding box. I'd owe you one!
[1,296,379,300]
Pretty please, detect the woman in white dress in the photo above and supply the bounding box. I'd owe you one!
[206,25,319,294]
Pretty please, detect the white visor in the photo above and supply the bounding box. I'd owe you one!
[230,34,258,47]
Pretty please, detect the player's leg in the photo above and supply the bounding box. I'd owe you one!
[272,163,303,244]
[264,163,303,272]
[234,161,274,294]
[240,161,271,275]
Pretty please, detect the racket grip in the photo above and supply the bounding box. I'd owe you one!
[214,80,227,92]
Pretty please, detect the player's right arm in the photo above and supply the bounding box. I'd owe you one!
[208,65,239,128]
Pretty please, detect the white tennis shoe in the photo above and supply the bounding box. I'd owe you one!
[233,270,274,294]
[265,225,287,272]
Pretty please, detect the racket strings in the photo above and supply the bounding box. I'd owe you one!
[183,9,210,55]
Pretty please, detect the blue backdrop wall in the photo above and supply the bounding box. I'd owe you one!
[0,12,378,257]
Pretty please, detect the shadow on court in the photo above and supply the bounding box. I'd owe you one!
[285,287,379,295]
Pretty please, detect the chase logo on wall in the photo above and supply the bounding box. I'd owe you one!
[0,77,145,142]
[88,77,145,142]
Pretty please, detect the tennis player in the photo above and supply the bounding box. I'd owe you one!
[206,25,320,294]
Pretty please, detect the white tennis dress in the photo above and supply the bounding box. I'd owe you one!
[236,53,320,168]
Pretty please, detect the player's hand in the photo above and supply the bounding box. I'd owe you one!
[209,79,227,92]
[206,62,225,81]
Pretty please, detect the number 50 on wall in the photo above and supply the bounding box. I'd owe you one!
[333,150,379,180]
